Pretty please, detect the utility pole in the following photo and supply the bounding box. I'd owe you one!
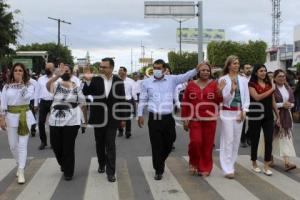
[48,17,71,46]
[131,48,133,73]
[179,20,182,55]
[62,34,67,46]
[197,1,204,63]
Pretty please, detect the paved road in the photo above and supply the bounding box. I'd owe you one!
[0,116,300,200]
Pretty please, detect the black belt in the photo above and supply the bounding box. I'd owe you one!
[149,112,172,119]
[41,99,53,102]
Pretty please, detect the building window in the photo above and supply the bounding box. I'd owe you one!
[270,52,277,61]
[295,40,300,52]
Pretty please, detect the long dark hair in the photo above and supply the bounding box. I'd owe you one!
[249,64,271,85]
[9,63,30,84]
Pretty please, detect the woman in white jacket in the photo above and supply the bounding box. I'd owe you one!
[218,55,250,179]
[0,63,36,184]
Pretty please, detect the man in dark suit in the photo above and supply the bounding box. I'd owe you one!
[83,57,126,182]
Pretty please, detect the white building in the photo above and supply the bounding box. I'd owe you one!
[265,44,293,72]
[293,24,300,65]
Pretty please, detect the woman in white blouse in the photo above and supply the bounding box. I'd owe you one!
[0,63,36,184]
[272,69,297,171]
[46,64,87,181]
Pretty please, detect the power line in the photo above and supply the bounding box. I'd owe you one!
[48,17,71,46]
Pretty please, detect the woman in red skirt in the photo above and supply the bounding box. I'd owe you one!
[181,63,225,176]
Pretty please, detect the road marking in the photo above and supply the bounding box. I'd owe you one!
[0,159,16,181]
[183,156,259,200]
[15,158,61,200]
[116,159,135,200]
[84,157,119,200]
[138,156,190,200]
[237,155,300,200]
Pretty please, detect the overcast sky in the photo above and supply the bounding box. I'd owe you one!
[7,0,300,72]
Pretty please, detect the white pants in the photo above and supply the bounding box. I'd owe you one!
[219,110,243,174]
[7,127,29,169]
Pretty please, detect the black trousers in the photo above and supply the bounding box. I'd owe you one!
[249,118,274,162]
[50,125,79,177]
[240,118,249,143]
[118,100,133,135]
[148,112,176,174]
[29,99,36,133]
[38,100,53,145]
[94,126,117,176]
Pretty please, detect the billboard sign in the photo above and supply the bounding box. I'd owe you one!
[13,58,33,69]
[144,1,195,19]
[177,28,225,44]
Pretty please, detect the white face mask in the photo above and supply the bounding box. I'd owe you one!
[153,69,163,79]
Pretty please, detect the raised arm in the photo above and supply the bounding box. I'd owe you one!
[174,68,198,85]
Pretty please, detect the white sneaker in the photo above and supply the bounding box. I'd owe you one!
[252,166,261,173]
[263,168,273,176]
[17,168,25,184]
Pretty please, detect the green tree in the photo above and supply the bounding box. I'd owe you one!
[207,40,267,67]
[0,1,20,67]
[168,51,198,74]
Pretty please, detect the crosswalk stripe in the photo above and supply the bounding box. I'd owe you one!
[166,157,223,200]
[138,156,190,200]
[15,158,61,200]
[84,157,119,200]
[0,159,16,181]
[183,156,260,200]
[237,155,300,200]
[116,159,135,200]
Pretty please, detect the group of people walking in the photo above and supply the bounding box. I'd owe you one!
[181,56,297,179]
[0,54,297,185]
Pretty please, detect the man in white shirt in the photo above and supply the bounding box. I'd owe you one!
[36,63,55,150]
[138,59,200,180]
[118,67,135,138]
[132,73,143,116]
[28,72,39,137]
[240,63,252,148]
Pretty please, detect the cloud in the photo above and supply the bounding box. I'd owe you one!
[230,24,260,39]
[7,0,300,68]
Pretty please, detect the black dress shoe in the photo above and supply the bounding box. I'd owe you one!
[154,173,163,180]
[98,166,105,174]
[240,142,248,148]
[107,175,116,182]
[64,176,73,181]
[125,133,131,139]
[38,143,47,150]
[31,131,36,137]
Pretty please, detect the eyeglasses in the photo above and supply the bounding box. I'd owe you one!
[100,66,110,69]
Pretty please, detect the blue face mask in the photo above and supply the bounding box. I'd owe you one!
[153,69,163,79]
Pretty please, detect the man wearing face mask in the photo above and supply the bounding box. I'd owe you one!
[36,63,55,150]
[138,59,200,180]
